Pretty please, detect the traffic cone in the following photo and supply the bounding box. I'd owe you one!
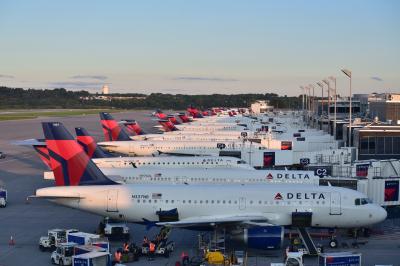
[9,236,15,246]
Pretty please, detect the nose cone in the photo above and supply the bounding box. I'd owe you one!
[370,205,387,224]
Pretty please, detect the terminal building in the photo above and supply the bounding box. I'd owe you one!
[369,93,400,124]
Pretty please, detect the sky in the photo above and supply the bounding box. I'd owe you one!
[0,0,399,96]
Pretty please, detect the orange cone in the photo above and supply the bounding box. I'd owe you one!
[9,236,15,246]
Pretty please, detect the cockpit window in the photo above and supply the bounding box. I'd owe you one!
[355,198,372,205]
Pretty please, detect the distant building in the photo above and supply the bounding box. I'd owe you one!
[102,85,110,95]
[250,100,273,114]
[369,93,400,124]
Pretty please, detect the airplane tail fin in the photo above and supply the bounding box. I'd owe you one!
[167,115,181,125]
[177,112,191,123]
[120,120,145,135]
[99,112,131,141]
[42,122,117,186]
[157,119,178,132]
[154,109,167,119]
[187,106,203,118]
[75,127,112,158]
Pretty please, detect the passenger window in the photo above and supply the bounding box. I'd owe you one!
[355,199,360,205]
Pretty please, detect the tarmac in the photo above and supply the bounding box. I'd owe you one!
[0,110,399,266]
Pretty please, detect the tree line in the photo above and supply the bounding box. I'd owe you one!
[0,87,301,110]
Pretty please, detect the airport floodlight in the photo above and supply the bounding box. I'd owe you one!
[341,69,352,78]
[341,68,352,147]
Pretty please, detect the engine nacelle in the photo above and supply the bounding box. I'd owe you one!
[230,226,284,250]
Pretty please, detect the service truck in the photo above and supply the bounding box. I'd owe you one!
[0,188,7,208]
[319,252,361,266]
[72,251,111,266]
[39,229,79,251]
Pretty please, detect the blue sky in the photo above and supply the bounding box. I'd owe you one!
[0,0,399,95]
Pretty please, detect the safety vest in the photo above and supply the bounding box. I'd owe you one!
[114,251,121,261]
[181,251,188,259]
[149,242,156,252]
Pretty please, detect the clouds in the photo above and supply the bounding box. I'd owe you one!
[0,74,15,79]
[174,76,238,82]
[70,75,108,81]
[371,76,383,82]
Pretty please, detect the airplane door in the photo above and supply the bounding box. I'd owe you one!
[330,192,341,215]
[106,190,118,212]
[239,197,246,210]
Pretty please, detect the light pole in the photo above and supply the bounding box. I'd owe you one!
[341,69,352,147]
[323,79,331,133]
[308,84,315,115]
[317,82,324,130]
[329,76,337,139]
[300,86,305,111]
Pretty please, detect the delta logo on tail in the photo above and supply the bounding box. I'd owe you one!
[167,115,181,125]
[154,109,167,119]
[43,122,116,186]
[99,112,131,141]
[158,119,178,132]
[121,120,145,135]
[75,127,111,159]
[178,113,191,123]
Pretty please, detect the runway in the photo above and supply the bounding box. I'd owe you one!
[0,110,399,266]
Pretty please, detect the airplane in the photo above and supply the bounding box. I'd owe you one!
[41,125,318,185]
[17,129,255,172]
[102,112,257,140]
[34,122,387,251]
[98,113,260,156]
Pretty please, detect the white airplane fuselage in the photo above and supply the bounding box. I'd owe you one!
[93,156,254,170]
[36,184,387,228]
[98,140,260,156]
[99,168,319,185]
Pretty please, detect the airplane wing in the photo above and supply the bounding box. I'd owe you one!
[156,214,273,228]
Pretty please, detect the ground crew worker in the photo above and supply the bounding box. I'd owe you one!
[143,236,149,247]
[113,249,122,265]
[148,241,156,260]
[123,242,130,253]
[181,251,189,265]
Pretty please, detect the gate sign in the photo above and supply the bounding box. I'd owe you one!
[217,143,226,149]
[314,168,328,178]
[300,158,310,166]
